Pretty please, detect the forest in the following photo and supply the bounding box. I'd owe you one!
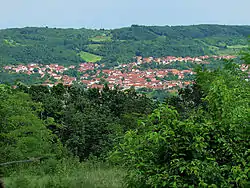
[0,47,249,187]
[0,25,250,67]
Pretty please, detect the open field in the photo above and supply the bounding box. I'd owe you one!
[227,44,248,49]
[3,39,23,47]
[89,36,112,42]
[79,51,102,62]
[88,44,103,51]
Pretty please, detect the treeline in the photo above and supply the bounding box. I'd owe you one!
[112,24,250,40]
[0,83,156,161]
[0,25,249,67]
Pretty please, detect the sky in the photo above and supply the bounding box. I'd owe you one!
[0,0,250,29]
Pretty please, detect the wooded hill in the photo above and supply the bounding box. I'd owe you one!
[0,24,250,67]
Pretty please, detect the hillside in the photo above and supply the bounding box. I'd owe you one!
[0,24,250,67]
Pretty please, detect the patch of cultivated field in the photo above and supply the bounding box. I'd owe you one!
[78,51,102,62]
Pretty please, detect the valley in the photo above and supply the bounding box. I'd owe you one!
[2,55,241,91]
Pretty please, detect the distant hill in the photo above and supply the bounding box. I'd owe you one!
[0,24,249,67]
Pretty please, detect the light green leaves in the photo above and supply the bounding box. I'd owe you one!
[110,61,250,187]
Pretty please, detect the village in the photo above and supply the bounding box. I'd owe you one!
[3,55,246,91]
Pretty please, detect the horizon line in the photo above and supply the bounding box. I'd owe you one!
[1,23,250,30]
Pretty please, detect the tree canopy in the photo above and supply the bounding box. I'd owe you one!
[110,60,250,187]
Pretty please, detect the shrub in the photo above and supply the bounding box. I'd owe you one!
[110,64,250,187]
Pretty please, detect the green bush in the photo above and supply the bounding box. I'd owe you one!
[110,63,250,187]
[0,85,65,165]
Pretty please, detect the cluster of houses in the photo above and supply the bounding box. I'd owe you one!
[83,69,194,90]
[3,55,246,90]
[133,55,236,65]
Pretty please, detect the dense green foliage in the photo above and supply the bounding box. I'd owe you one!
[0,85,64,163]
[110,61,250,187]
[0,71,47,85]
[0,83,154,187]
[0,25,250,67]
[16,84,155,160]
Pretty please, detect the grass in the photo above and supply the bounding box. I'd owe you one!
[3,159,126,188]
[217,45,248,55]
[88,44,103,51]
[227,45,248,49]
[216,48,242,56]
[89,36,112,42]
[78,51,102,62]
[3,39,22,47]
[193,38,248,55]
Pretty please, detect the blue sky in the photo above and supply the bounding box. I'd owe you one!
[0,0,250,29]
